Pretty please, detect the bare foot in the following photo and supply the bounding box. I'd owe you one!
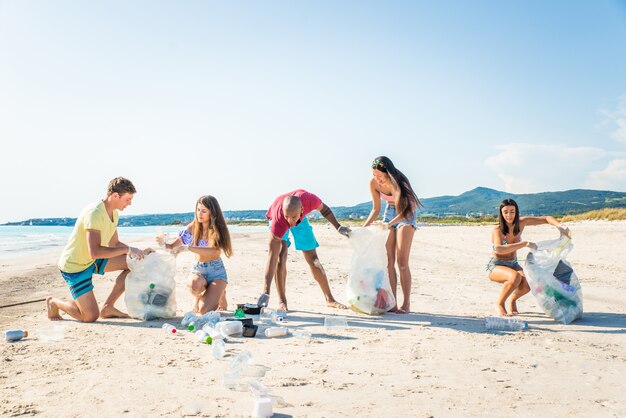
[100,304,130,319]
[327,300,347,309]
[216,305,227,312]
[46,297,63,321]
[192,299,200,313]
[395,305,410,314]
[278,301,288,312]
[388,305,399,313]
[496,304,509,317]
[509,300,519,315]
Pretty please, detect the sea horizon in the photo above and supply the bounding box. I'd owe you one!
[0,225,267,261]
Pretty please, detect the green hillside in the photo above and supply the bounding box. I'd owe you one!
[4,187,626,226]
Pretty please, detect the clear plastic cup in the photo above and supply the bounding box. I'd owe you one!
[324,315,348,331]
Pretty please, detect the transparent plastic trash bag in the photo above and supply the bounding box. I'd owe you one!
[524,235,583,324]
[125,252,177,320]
[346,227,396,314]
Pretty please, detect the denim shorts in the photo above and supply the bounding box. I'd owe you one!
[271,217,319,251]
[486,258,523,273]
[60,258,108,299]
[192,258,228,284]
[383,204,418,230]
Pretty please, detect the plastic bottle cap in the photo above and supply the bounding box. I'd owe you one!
[24,331,28,337]
[149,283,155,289]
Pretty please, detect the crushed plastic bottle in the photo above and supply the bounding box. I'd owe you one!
[181,311,198,328]
[4,330,28,342]
[485,316,528,331]
[162,323,177,334]
[188,311,221,331]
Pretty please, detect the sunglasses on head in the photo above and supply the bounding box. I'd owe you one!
[372,158,387,171]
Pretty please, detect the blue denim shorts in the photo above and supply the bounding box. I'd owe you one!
[192,258,228,284]
[60,258,109,299]
[486,257,523,273]
[271,217,319,251]
[383,204,418,230]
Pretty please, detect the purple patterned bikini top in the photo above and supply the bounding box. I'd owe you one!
[179,229,208,247]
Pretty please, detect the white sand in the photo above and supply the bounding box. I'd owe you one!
[1,222,625,417]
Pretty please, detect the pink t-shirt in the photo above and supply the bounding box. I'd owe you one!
[266,189,323,238]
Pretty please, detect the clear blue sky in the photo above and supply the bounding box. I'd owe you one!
[1,1,626,223]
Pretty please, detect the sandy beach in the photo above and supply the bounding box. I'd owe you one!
[1,222,625,417]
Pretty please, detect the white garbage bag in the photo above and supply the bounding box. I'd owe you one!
[524,235,583,324]
[125,252,177,320]
[346,227,396,314]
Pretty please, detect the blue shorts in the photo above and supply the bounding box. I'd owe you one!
[271,217,319,251]
[192,258,228,284]
[486,258,523,273]
[60,259,109,299]
[383,204,418,230]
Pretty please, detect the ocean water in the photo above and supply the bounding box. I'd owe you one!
[0,225,266,260]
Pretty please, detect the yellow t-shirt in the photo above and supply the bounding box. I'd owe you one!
[58,201,119,273]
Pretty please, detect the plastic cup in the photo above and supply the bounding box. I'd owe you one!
[252,397,273,418]
[324,315,348,331]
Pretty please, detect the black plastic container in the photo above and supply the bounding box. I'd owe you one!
[242,324,258,338]
[237,303,261,315]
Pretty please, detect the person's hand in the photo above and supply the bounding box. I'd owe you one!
[381,222,391,231]
[143,247,155,255]
[526,241,538,251]
[557,225,571,238]
[128,246,144,260]
[155,235,165,246]
[338,225,351,237]
[170,245,189,256]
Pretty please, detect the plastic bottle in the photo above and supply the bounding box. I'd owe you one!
[291,328,312,341]
[264,327,287,338]
[188,311,221,331]
[216,320,243,337]
[4,330,28,342]
[195,330,213,344]
[485,316,528,331]
[162,323,177,334]
[212,339,226,359]
[181,311,198,328]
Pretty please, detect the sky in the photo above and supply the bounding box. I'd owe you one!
[1,0,626,223]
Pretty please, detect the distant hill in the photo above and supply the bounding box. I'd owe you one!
[4,187,626,226]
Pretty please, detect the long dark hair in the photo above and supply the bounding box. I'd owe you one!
[372,156,422,219]
[498,198,520,236]
[192,195,233,258]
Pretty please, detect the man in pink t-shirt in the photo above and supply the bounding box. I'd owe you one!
[257,189,351,311]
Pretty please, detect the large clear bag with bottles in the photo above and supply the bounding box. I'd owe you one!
[125,252,177,320]
[346,227,396,314]
[524,235,583,324]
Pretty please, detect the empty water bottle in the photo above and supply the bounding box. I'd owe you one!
[485,316,528,331]
[212,339,226,359]
[264,327,288,338]
[189,311,221,331]
[195,330,213,344]
[290,328,312,341]
[162,323,177,334]
[4,329,28,342]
